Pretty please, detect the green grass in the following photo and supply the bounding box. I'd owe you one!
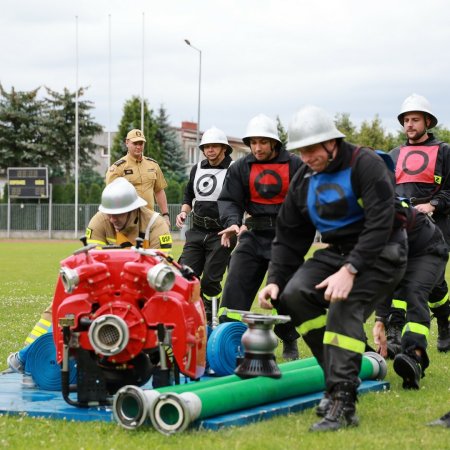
[0,240,449,449]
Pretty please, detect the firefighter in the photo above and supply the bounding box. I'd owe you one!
[372,152,448,390]
[386,94,450,354]
[175,127,237,324]
[106,128,171,224]
[217,114,303,360]
[258,106,408,431]
[6,178,172,374]
[86,177,172,250]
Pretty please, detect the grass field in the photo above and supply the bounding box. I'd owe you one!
[0,240,449,449]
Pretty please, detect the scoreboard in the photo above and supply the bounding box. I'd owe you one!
[7,167,49,199]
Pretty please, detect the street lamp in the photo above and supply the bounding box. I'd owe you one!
[184,39,202,148]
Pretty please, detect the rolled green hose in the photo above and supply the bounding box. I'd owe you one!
[149,352,385,435]
[155,356,319,395]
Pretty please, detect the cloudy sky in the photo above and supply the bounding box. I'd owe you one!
[1,0,449,140]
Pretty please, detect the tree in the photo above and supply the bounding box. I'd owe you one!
[40,87,103,180]
[276,115,288,150]
[155,105,186,183]
[334,113,357,143]
[111,96,159,162]
[355,115,399,151]
[80,167,105,187]
[0,84,45,170]
[434,125,450,144]
[88,183,102,204]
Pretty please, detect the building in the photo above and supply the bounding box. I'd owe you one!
[173,121,248,173]
[92,131,118,178]
[92,123,248,178]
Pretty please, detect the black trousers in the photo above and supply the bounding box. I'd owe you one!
[392,252,447,369]
[390,225,450,326]
[179,227,236,297]
[220,230,273,312]
[277,241,408,392]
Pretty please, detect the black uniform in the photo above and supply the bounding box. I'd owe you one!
[268,142,408,391]
[376,206,448,374]
[389,134,450,342]
[218,148,302,320]
[179,155,236,299]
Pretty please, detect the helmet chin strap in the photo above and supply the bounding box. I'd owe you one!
[321,141,336,163]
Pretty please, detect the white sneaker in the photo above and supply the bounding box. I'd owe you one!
[7,352,24,374]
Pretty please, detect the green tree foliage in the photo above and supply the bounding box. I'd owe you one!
[52,184,66,203]
[79,167,105,187]
[434,125,450,144]
[0,85,102,181]
[335,113,358,143]
[40,87,103,180]
[88,183,102,204]
[276,115,288,150]
[356,115,398,151]
[0,84,45,169]
[334,113,421,151]
[78,184,88,204]
[165,179,182,203]
[111,96,159,162]
[155,105,187,183]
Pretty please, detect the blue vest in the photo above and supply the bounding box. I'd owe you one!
[307,167,364,233]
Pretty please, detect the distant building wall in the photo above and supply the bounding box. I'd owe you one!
[172,121,248,175]
[92,131,118,177]
[90,124,248,178]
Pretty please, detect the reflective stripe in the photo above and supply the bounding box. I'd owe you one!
[323,331,365,354]
[391,299,407,311]
[144,212,161,241]
[32,325,49,335]
[218,307,242,322]
[203,294,220,302]
[402,322,430,339]
[429,292,449,309]
[86,239,107,246]
[298,314,327,335]
[26,319,52,344]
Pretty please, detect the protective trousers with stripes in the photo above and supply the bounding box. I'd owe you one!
[276,242,407,392]
[390,250,447,368]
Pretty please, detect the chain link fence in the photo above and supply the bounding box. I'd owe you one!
[0,203,188,239]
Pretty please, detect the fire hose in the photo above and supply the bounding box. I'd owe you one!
[113,352,386,434]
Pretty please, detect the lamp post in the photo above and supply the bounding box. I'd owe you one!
[184,39,202,148]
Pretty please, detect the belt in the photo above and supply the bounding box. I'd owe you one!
[245,216,277,231]
[409,195,432,206]
[192,213,223,230]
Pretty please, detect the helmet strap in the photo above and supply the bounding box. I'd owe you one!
[321,141,336,163]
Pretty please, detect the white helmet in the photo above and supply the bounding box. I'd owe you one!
[99,178,147,215]
[199,126,233,156]
[397,93,438,128]
[287,106,345,151]
[242,114,282,150]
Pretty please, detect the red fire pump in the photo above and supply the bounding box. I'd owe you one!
[52,241,206,407]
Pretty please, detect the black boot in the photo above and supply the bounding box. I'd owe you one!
[310,383,359,432]
[386,324,402,359]
[282,339,299,360]
[393,352,422,389]
[437,317,450,352]
[428,410,450,428]
[315,392,331,417]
